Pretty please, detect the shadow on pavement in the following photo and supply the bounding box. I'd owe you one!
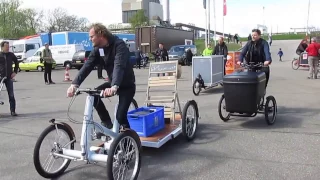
[239,106,311,129]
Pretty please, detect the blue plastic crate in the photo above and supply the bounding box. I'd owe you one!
[127,106,165,137]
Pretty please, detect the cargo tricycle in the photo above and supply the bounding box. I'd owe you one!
[292,52,309,70]
[132,61,199,148]
[192,56,224,96]
[33,89,141,180]
[218,62,277,125]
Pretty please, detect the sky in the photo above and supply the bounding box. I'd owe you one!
[20,0,320,36]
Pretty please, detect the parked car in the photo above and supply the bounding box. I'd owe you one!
[13,58,56,72]
[168,45,197,65]
[71,50,91,70]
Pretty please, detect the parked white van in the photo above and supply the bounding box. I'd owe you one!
[12,37,42,61]
[27,44,84,68]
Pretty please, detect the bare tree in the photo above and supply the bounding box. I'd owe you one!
[45,7,90,32]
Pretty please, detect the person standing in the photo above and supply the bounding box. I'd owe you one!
[155,43,169,61]
[135,47,142,69]
[306,37,320,79]
[186,47,193,66]
[41,43,55,85]
[268,34,273,46]
[97,64,104,79]
[0,41,19,116]
[213,37,228,74]
[202,44,214,56]
[277,48,283,61]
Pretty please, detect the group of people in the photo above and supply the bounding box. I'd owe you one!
[0,25,274,134]
[296,38,320,79]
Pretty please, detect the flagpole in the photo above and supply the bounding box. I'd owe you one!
[204,0,207,47]
[208,0,211,45]
[223,0,226,39]
[213,0,216,46]
[306,0,310,36]
[223,16,224,39]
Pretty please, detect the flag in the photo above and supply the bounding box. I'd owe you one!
[223,0,227,16]
[203,0,206,9]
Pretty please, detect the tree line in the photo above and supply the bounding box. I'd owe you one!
[0,0,90,39]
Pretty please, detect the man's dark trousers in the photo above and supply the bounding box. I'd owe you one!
[4,79,15,112]
[44,62,53,83]
[93,82,136,128]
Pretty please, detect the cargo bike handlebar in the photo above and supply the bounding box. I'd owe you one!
[240,62,268,72]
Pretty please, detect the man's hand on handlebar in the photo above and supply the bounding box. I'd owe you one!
[264,61,271,66]
[67,84,78,97]
[103,86,118,97]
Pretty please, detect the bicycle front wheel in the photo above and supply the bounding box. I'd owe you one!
[107,130,141,180]
[33,124,75,178]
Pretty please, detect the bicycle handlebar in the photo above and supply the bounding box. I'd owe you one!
[240,62,263,68]
[75,88,115,97]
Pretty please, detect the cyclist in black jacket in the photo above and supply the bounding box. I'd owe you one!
[67,23,135,131]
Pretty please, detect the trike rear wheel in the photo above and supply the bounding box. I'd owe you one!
[218,95,230,122]
[33,124,74,178]
[264,96,277,125]
[182,100,199,141]
[106,130,141,180]
[292,59,299,70]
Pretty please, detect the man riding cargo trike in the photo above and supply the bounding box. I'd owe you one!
[218,29,277,125]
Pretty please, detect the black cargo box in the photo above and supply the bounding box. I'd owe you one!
[223,71,266,113]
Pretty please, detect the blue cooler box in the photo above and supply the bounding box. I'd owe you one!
[127,106,165,137]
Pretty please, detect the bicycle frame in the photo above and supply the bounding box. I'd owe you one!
[52,94,120,163]
[0,77,7,105]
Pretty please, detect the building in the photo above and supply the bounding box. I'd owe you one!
[122,0,163,23]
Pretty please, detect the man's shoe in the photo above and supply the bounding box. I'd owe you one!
[11,112,17,116]
[98,77,104,79]
[50,82,55,84]
[45,82,50,85]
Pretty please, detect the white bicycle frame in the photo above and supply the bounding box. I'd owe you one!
[52,93,121,163]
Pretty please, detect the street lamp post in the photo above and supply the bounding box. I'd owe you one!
[306,0,311,36]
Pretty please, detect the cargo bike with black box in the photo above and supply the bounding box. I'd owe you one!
[218,62,277,125]
[127,61,200,148]
[192,55,225,96]
[33,88,142,180]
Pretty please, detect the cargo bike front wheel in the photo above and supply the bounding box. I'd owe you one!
[218,95,230,121]
[264,96,277,125]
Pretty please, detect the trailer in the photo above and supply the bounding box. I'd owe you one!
[135,26,194,53]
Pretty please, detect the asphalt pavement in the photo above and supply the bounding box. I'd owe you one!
[1,39,320,180]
